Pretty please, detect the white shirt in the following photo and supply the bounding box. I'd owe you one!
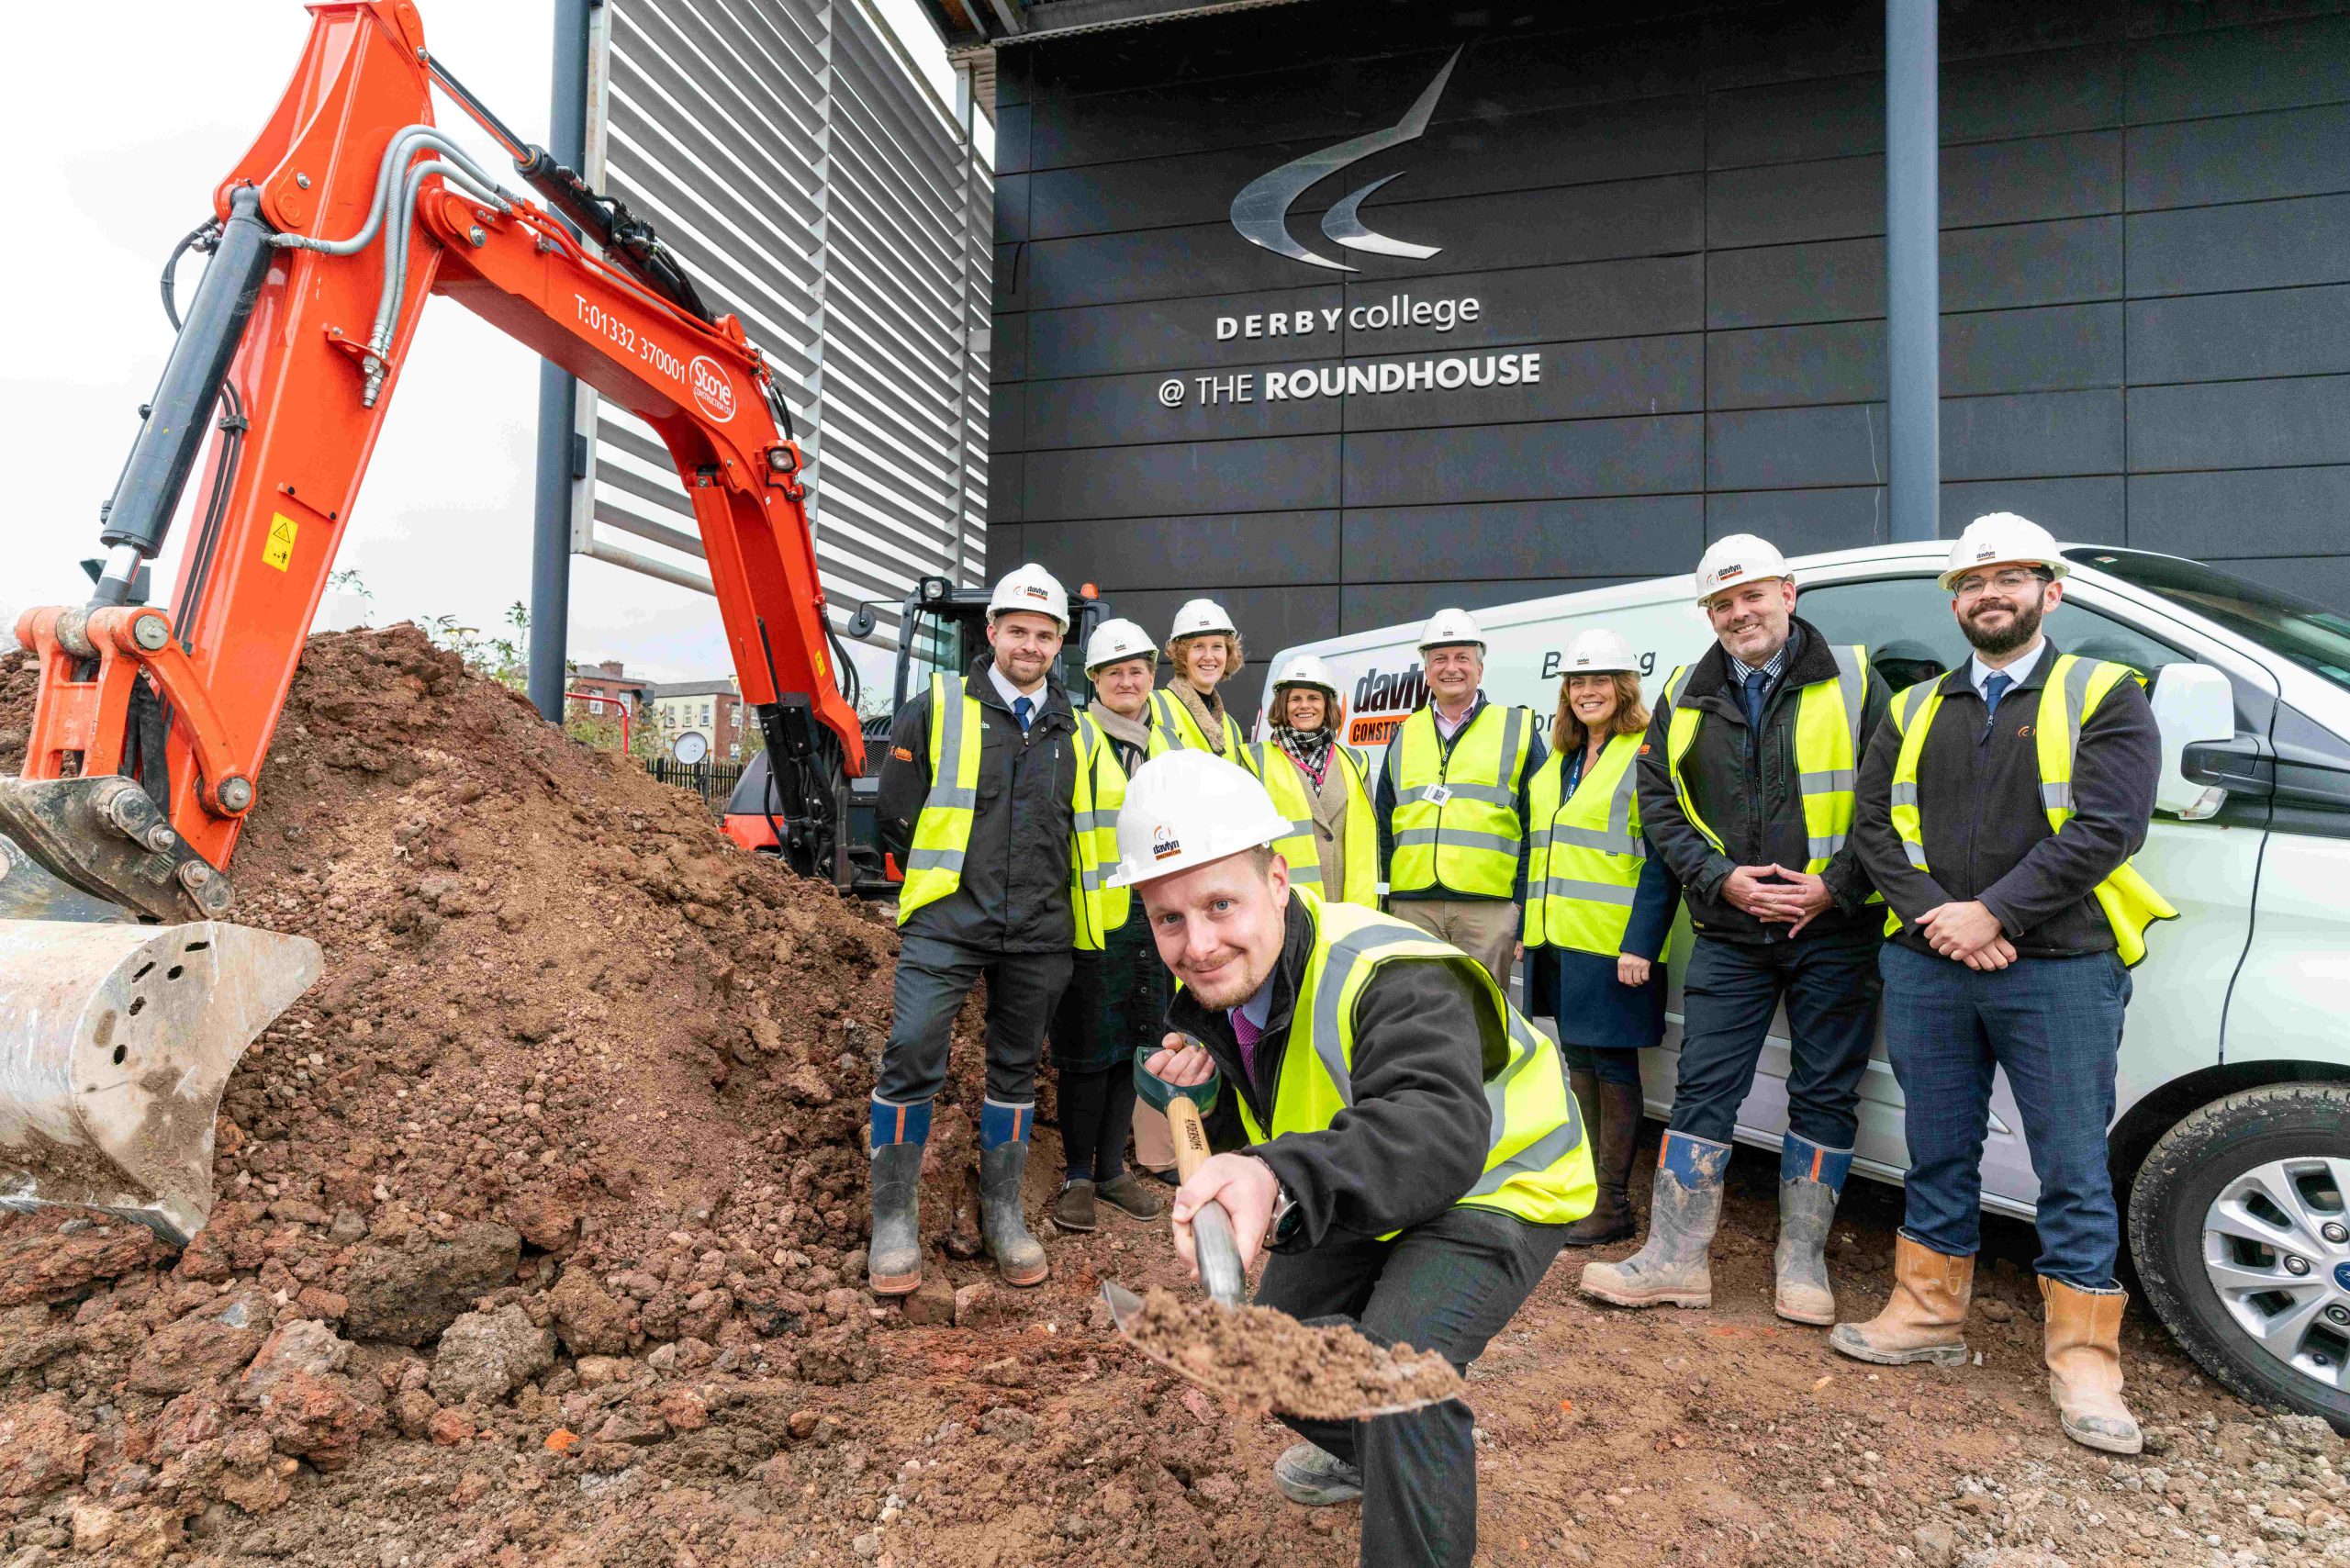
[1969,637,2049,702]
[988,663,1046,708]
[1433,695,1480,740]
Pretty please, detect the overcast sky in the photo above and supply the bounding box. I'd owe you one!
[1,0,957,689]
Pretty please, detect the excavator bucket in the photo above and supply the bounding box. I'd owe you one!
[0,918,320,1244]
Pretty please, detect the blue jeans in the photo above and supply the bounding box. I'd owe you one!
[1668,931,1882,1149]
[1879,941,2132,1289]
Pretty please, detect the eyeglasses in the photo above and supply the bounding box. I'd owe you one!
[1953,568,2050,600]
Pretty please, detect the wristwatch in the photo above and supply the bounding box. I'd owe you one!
[1252,1155,1302,1244]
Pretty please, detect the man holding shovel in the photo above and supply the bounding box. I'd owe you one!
[1109,751,1594,1568]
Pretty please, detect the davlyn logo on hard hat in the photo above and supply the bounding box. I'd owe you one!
[1228,50,1460,274]
[1021,585,1048,602]
[1151,825,1182,862]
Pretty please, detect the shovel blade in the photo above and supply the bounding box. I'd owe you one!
[0,919,321,1243]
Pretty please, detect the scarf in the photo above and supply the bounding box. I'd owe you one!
[1171,681,1230,756]
[1276,722,1333,784]
[1089,699,1151,769]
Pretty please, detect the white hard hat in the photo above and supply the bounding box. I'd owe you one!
[1561,629,1639,675]
[989,564,1069,630]
[1106,752,1292,889]
[1084,617,1157,676]
[1693,533,1793,603]
[1939,512,2070,592]
[1417,607,1483,652]
[1271,652,1340,701]
[1169,598,1238,641]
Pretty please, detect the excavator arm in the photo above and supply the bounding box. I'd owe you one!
[0,0,867,1238]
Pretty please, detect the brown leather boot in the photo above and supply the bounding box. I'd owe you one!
[1829,1235,1973,1366]
[2040,1277,2143,1454]
[1561,1078,1641,1248]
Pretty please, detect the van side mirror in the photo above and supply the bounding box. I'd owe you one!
[2150,663,2236,820]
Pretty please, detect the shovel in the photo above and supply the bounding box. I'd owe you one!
[1100,1094,1459,1420]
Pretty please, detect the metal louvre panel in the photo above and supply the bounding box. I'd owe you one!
[584,0,990,638]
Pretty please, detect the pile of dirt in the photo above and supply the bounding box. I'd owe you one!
[1118,1288,1462,1419]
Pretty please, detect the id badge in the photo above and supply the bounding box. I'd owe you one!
[1423,783,1452,807]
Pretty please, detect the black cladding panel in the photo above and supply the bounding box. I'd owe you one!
[977,0,2350,658]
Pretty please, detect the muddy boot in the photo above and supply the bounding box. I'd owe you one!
[979,1099,1049,1287]
[1052,1179,1098,1233]
[2040,1277,2143,1455]
[1561,1077,1642,1249]
[867,1095,929,1297]
[1774,1134,1852,1325]
[1579,1130,1727,1309]
[1830,1235,1974,1366]
[1272,1441,1362,1506]
[1094,1172,1164,1220]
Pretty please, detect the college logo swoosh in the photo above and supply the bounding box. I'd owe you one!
[1228,49,1460,273]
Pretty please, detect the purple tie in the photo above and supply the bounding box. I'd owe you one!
[1231,1007,1262,1085]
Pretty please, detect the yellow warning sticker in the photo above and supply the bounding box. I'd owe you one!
[263,512,298,573]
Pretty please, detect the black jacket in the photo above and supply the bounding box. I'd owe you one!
[1372,692,1550,904]
[1635,618,1892,945]
[878,657,1083,953]
[1852,640,2160,959]
[1166,897,1496,1251]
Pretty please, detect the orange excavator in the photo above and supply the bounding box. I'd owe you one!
[0,0,867,1241]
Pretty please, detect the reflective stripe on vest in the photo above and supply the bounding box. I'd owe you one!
[1386,703,1536,897]
[1522,732,1647,955]
[1147,688,1260,777]
[1662,644,1870,874]
[1886,655,2178,966]
[1248,742,1382,906]
[896,675,1128,949]
[1230,902,1595,1230]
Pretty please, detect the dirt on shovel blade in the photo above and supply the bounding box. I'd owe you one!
[1118,1286,1463,1420]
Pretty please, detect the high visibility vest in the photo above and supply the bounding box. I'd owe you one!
[1232,900,1595,1230]
[898,674,1128,948]
[1245,742,1380,907]
[1886,655,2178,967]
[1662,644,1871,877]
[1146,688,1259,778]
[1385,702,1539,898]
[1522,733,1648,955]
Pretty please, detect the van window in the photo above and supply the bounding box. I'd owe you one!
[1797,575,2188,690]
[2065,548,2350,698]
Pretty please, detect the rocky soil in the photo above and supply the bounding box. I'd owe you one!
[0,626,2342,1568]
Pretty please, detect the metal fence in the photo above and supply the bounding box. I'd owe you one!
[644,756,747,813]
[576,0,992,641]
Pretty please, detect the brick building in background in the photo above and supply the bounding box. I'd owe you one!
[649,680,746,759]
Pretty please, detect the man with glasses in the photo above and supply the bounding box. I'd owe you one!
[1834,513,2172,1457]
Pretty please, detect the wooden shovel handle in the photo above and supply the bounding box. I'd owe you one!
[1166,1093,1214,1183]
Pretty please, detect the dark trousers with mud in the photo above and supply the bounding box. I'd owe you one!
[1256,1206,1565,1568]
[874,933,1072,1104]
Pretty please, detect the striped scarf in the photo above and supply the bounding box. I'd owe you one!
[1275,723,1333,785]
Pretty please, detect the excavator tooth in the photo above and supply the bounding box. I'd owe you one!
[0,919,321,1244]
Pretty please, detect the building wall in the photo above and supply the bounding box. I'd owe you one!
[983,0,2350,652]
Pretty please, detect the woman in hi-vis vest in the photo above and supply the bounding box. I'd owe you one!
[1148,598,1258,773]
[1524,629,1680,1249]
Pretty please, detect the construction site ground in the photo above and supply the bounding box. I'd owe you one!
[0,626,2340,1568]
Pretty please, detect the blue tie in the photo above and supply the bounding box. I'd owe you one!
[1740,669,1770,735]
[1013,695,1034,733]
[1981,672,2012,736]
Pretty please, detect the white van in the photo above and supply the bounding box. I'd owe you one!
[1260,542,2350,1431]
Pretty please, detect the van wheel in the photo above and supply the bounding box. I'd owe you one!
[2128,1083,2350,1434]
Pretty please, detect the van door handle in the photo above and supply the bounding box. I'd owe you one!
[2182,735,2273,798]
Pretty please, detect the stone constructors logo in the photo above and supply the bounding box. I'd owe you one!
[1228,50,1460,274]
[688,354,736,423]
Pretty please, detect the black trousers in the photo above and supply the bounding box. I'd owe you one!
[1666,929,1882,1149]
[1256,1205,1565,1568]
[874,931,1073,1106]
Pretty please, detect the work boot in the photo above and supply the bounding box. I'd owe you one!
[1272,1441,1362,1506]
[1774,1134,1852,1325]
[979,1099,1049,1287]
[1052,1179,1098,1233]
[1830,1235,1974,1366]
[1579,1130,1728,1309]
[1561,1077,1643,1249]
[1095,1172,1164,1220]
[2040,1277,2143,1454]
[867,1094,930,1298]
